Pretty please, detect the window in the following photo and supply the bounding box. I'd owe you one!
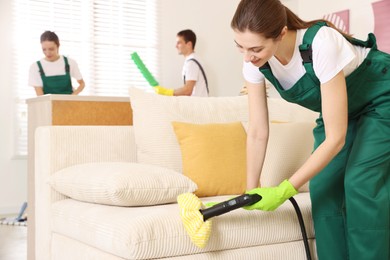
[12,0,159,156]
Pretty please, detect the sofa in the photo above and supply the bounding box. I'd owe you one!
[34,88,319,259]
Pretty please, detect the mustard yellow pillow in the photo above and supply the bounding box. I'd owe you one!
[172,121,247,197]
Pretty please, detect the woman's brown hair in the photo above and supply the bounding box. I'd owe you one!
[231,0,351,39]
[40,31,60,47]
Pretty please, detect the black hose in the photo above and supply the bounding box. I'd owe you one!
[199,194,312,259]
[289,197,312,260]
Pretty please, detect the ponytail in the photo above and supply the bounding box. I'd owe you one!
[232,0,351,40]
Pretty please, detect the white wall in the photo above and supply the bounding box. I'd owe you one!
[159,0,243,97]
[158,0,299,97]
[0,0,28,215]
[296,0,377,39]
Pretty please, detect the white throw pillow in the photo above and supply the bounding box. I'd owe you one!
[49,162,198,206]
[128,87,248,172]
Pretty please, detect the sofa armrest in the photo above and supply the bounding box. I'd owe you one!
[34,125,136,260]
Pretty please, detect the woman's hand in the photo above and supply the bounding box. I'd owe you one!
[72,79,85,95]
[34,87,44,96]
[244,179,298,211]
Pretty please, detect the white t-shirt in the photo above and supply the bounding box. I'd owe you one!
[28,56,83,88]
[243,26,371,90]
[182,53,208,97]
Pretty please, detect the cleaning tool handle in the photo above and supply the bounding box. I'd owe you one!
[200,194,262,221]
[131,52,159,87]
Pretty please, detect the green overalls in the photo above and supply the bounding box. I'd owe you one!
[37,56,73,94]
[260,22,390,260]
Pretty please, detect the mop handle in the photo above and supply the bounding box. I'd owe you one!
[200,194,262,221]
[130,52,159,87]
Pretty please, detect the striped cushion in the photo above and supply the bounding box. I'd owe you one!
[49,162,197,206]
[51,193,314,259]
[51,232,316,260]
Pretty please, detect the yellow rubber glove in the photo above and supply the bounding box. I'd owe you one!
[154,86,174,96]
[244,180,298,211]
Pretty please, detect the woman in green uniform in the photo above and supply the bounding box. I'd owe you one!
[28,31,85,96]
[231,0,389,259]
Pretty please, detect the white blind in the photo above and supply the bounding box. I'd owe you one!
[12,0,159,156]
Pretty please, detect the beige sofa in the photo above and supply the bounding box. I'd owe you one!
[34,88,319,259]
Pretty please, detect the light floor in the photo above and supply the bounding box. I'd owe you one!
[0,224,27,260]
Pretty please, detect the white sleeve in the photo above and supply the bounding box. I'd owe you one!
[68,58,83,80]
[242,61,265,84]
[312,27,355,84]
[28,62,43,87]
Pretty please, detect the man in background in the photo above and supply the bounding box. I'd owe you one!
[155,29,209,96]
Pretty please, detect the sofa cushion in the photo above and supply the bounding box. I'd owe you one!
[49,162,197,206]
[51,193,314,259]
[129,87,248,173]
[258,122,315,192]
[172,121,246,197]
[51,233,316,260]
[267,98,319,123]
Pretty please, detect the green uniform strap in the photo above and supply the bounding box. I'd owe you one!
[347,33,377,50]
[37,61,45,77]
[63,56,70,74]
[37,56,70,77]
[299,21,328,74]
[260,22,327,78]
[186,58,209,94]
